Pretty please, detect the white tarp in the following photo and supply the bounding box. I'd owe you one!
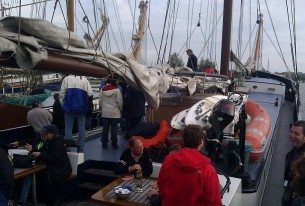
[0,17,230,108]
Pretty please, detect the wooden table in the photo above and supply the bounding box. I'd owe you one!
[91,177,156,206]
[14,163,47,205]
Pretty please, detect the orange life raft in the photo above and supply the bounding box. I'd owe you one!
[136,120,170,148]
[245,99,272,162]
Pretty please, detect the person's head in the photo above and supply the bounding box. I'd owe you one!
[290,121,305,148]
[31,101,40,108]
[53,93,60,100]
[183,125,205,150]
[40,124,59,141]
[129,137,144,156]
[106,78,117,87]
[186,49,193,56]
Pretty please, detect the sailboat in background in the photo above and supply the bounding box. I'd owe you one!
[0,0,301,205]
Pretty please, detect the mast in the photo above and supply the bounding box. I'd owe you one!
[220,0,233,76]
[67,0,74,32]
[132,1,148,62]
[253,14,263,72]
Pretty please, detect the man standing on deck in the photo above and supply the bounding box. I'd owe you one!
[283,120,305,205]
[60,75,93,152]
[186,49,198,71]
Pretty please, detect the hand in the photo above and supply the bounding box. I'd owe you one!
[31,152,41,158]
[9,141,19,148]
[24,143,32,152]
[130,164,142,172]
[147,188,159,198]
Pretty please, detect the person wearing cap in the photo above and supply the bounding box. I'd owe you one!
[27,101,52,138]
[29,124,72,205]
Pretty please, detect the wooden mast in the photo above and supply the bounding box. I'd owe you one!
[67,0,74,32]
[132,1,148,62]
[253,13,263,72]
[220,0,233,76]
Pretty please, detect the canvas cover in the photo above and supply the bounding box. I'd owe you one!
[0,17,230,108]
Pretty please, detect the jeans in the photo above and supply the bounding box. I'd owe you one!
[65,113,86,151]
[101,118,119,145]
[18,176,31,204]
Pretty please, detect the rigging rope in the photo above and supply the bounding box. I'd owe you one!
[285,0,295,73]
[263,26,291,73]
[112,0,127,51]
[236,0,244,59]
[50,0,59,23]
[263,0,290,72]
[197,12,223,60]
[168,0,181,61]
[157,0,171,64]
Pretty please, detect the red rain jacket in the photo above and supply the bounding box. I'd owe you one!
[158,148,222,206]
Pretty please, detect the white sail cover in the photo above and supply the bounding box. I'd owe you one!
[0,17,230,108]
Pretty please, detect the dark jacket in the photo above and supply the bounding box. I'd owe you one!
[40,136,72,183]
[284,144,305,182]
[187,53,198,71]
[115,148,153,177]
[123,86,145,119]
[0,147,14,199]
[86,95,94,118]
[283,144,305,206]
[52,99,65,131]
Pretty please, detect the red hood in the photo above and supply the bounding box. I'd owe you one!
[172,148,211,172]
[102,84,117,91]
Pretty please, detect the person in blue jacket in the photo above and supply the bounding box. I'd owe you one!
[60,75,93,152]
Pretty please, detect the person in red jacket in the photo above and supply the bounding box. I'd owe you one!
[157,124,222,206]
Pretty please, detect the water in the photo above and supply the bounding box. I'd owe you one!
[298,82,305,120]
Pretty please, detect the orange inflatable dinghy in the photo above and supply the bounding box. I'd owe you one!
[136,120,170,148]
[245,99,271,162]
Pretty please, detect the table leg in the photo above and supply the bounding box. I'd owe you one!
[32,173,37,205]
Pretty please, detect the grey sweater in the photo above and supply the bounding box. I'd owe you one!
[27,107,52,132]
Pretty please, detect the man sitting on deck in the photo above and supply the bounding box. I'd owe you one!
[115,137,153,177]
[283,120,305,205]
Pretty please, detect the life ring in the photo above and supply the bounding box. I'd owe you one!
[135,120,170,148]
[245,99,271,162]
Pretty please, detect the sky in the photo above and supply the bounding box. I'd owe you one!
[2,0,305,73]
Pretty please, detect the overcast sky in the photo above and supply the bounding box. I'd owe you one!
[4,0,305,73]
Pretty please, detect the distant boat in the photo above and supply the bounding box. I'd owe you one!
[0,89,51,106]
